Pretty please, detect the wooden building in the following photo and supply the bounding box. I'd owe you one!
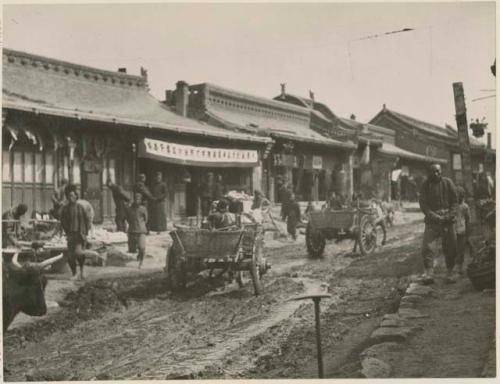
[370,105,495,196]
[2,49,270,223]
[273,92,447,201]
[165,82,356,203]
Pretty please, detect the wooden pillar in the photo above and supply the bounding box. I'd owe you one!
[252,160,263,194]
[453,82,477,222]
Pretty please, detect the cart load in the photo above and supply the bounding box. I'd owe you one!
[165,224,270,296]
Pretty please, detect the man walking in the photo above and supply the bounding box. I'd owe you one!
[149,171,168,233]
[60,184,92,280]
[419,163,458,283]
[107,178,130,232]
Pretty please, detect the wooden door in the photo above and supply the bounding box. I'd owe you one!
[81,158,103,223]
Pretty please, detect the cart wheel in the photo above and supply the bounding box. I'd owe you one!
[358,215,377,256]
[167,248,186,290]
[306,222,326,258]
[250,250,263,296]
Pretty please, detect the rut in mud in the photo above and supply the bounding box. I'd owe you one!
[3,221,424,381]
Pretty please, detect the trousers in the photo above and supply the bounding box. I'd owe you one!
[66,232,87,276]
[421,222,457,271]
[128,233,146,261]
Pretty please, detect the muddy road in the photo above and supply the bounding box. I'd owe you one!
[3,219,425,381]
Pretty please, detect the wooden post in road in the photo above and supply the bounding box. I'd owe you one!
[452,82,477,222]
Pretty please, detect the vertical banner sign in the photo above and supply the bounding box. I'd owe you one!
[452,82,476,222]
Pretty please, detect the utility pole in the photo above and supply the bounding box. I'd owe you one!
[452,82,476,222]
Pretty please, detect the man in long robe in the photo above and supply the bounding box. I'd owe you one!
[149,171,168,233]
[107,178,130,232]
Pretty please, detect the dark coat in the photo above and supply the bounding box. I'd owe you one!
[149,181,168,231]
[109,184,130,220]
[60,202,91,241]
[133,181,154,204]
[126,203,148,234]
[419,176,458,224]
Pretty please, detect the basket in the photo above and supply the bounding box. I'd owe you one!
[467,261,495,291]
[170,228,243,259]
[309,210,356,230]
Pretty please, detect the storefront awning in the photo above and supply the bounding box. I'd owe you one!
[378,142,448,164]
[138,137,259,168]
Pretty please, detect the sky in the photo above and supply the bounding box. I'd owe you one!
[2,2,497,147]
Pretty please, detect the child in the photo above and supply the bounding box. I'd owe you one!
[287,193,301,241]
[455,186,471,276]
[126,192,148,269]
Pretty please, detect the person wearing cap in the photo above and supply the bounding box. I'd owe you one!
[419,163,458,283]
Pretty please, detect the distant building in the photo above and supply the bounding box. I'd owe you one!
[2,49,270,222]
[165,82,356,203]
[274,92,444,202]
[370,105,495,196]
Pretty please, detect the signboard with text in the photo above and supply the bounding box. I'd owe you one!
[138,138,259,168]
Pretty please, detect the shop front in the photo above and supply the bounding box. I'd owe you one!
[269,140,353,203]
[137,137,261,220]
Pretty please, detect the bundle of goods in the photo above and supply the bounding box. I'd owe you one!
[225,190,253,213]
[89,228,128,245]
[467,240,495,291]
[467,206,495,291]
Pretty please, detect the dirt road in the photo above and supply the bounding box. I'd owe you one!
[4,216,484,380]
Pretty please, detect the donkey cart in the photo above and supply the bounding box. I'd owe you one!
[165,224,270,296]
[306,207,378,258]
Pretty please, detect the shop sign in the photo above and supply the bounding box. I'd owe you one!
[312,155,323,169]
[452,153,462,170]
[139,138,259,167]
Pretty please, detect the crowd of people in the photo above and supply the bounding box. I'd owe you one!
[2,163,494,282]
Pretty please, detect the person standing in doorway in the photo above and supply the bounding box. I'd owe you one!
[149,171,168,233]
[213,174,226,201]
[126,192,148,269]
[106,178,130,232]
[287,193,301,241]
[277,176,292,221]
[419,163,458,283]
[200,172,215,217]
[60,184,92,280]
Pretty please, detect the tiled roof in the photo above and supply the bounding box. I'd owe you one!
[206,106,354,149]
[378,142,448,164]
[376,108,456,139]
[3,49,270,144]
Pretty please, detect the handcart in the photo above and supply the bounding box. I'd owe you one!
[165,223,270,296]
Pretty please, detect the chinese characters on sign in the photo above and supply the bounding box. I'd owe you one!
[142,138,259,164]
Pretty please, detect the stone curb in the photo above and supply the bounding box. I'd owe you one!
[359,276,433,378]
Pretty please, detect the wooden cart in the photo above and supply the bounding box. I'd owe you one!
[165,224,270,296]
[305,207,378,258]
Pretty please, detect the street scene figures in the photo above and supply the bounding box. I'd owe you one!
[1,2,496,380]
